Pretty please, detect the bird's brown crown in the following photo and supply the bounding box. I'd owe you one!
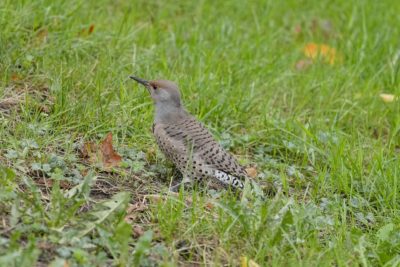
[149,80,179,91]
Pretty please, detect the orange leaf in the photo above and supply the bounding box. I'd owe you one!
[100,133,122,168]
[11,73,22,81]
[205,202,214,210]
[88,24,95,34]
[78,24,95,37]
[304,42,341,65]
[245,167,258,178]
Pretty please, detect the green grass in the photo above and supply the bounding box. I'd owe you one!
[1,0,400,266]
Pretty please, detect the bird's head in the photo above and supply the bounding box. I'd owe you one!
[130,76,181,108]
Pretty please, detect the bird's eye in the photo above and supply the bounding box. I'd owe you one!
[152,85,158,90]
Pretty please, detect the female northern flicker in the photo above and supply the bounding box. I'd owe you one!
[130,76,246,189]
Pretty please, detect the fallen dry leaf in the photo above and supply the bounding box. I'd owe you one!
[205,202,214,210]
[379,93,396,103]
[245,167,258,178]
[81,133,122,170]
[11,73,22,81]
[304,42,341,65]
[79,24,95,37]
[88,24,95,34]
[100,133,122,168]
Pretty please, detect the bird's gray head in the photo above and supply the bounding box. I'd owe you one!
[129,76,181,108]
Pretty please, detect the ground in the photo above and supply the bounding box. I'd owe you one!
[0,0,399,266]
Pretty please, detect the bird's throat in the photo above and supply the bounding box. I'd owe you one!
[154,103,186,124]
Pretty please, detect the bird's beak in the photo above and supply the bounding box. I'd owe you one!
[129,76,149,87]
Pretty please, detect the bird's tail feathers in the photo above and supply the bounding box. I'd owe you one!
[214,170,244,189]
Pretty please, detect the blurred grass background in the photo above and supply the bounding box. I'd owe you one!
[0,0,399,266]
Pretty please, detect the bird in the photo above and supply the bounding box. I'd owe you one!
[129,76,247,190]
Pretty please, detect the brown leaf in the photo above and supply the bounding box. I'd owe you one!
[78,24,95,37]
[100,133,122,168]
[245,167,258,178]
[60,180,72,189]
[88,24,95,34]
[81,133,122,170]
[205,202,214,210]
[11,73,22,81]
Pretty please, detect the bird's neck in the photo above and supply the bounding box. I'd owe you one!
[154,103,187,124]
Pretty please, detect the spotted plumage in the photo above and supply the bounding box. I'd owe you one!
[130,76,247,189]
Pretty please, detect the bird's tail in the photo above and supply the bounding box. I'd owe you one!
[213,170,244,189]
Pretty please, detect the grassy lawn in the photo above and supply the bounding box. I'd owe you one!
[1,0,399,266]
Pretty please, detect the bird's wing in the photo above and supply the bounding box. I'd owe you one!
[162,116,247,178]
